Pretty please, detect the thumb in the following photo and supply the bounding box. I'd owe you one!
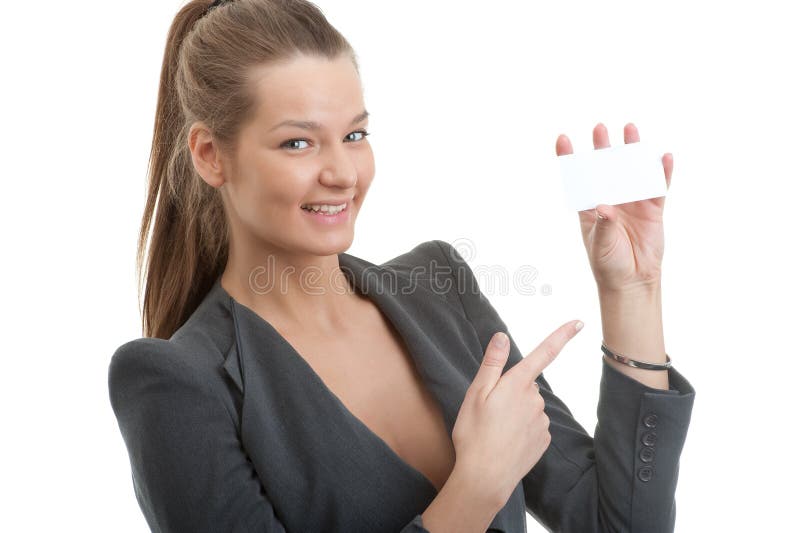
[471,331,511,399]
[594,204,619,248]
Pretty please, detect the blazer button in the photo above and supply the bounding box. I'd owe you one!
[642,413,658,428]
[642,431,657,447]
[638,466,654,482]
[639,447,655,463]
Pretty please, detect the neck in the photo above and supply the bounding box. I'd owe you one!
[220,244,362,335]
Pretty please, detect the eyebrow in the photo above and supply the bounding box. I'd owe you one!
[269,110,370,132]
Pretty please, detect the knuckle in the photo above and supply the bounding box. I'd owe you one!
[482,351,505,367]
[531,386,542,402]
[467,383,489,402]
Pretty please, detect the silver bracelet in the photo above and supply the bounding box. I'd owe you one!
[601,341,672,370]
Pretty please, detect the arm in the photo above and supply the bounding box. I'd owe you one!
[433,239,696,533]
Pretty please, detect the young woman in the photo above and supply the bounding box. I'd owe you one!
[108,1,695,532]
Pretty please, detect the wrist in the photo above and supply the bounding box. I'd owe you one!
[422,461,502,533]
[597,283,669,390]
[451,459,505,512]
[598,285,664,356]
[598,279,661,302]
[597,277,662,298]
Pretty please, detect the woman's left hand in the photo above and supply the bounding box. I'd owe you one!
[555,122,673,294]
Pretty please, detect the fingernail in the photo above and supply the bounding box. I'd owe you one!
[493,332,509,347]
[574,321,584,332]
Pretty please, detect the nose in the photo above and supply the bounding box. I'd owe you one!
[319,142,358,189]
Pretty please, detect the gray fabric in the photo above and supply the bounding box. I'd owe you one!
[108,239,695,532]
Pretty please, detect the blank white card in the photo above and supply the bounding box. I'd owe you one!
[558,141,667,211]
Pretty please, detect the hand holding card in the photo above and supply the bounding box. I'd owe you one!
[555,123,673,294]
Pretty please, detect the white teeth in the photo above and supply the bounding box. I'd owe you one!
[302,203,346,214]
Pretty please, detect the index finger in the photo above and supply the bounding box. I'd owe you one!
[505,320,584,388]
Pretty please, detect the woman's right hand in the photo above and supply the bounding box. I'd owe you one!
[451,320,584,509]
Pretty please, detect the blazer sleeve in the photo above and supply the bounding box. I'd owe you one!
[108,339,433,533]
[108,338,289,533]
[432,239,696,533]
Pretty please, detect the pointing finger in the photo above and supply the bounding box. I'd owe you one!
[506,320,584,388]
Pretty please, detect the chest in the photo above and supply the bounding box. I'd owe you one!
[284,312,457,492]
[224,284,527,532]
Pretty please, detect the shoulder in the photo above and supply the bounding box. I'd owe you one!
[109,337,185,378]
[108,296,233,391]
[370,239,485,321]
[108,339,186,396]
[107,338,219,415]
[380,240,515,360]
[396,240,506,329]
[380,239,474,281]
[387,238,479,292]
[108,336,204,375]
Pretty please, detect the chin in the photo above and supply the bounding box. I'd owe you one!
[302,234,354,257]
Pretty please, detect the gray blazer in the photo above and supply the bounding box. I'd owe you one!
[108,239,695,533]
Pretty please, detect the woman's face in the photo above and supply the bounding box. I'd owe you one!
[221,53,375,257]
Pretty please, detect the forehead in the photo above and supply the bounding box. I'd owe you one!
[247,54,364,125]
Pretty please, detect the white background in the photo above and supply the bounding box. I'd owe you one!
[2,0,797,531]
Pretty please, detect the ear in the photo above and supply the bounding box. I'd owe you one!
[188,121,226,188]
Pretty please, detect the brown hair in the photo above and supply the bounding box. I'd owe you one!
[137,0,358,339]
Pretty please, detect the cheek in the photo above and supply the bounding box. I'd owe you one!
[233,160,301,224]
[248,153,302,195]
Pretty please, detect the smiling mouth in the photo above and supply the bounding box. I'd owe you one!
[300,202,349,215]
